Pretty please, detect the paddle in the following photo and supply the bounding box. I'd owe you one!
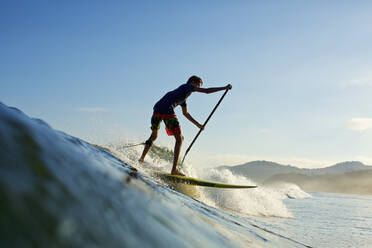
[180,88,229,166]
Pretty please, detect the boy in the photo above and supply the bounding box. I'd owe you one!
[139,75,232,176]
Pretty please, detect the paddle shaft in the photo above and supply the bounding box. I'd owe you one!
[180,89,229,166]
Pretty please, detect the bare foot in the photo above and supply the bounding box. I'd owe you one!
[138,158,144,165]
[171,168,185,176]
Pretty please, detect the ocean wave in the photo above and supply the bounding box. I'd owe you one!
[0,102,311,248]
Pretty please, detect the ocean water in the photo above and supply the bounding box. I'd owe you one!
[254,193,372,248]
[1,102,371,248]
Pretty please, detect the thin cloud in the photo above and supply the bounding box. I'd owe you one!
[258,128,271,134]
[349,74,372,86]
[76,107,108,113]
[341,72,372,89]
[348,118,372,131]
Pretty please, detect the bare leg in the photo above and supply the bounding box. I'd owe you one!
[139,129,158,164]
[171,133,185,176]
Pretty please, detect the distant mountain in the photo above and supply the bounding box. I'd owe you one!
[310,161,369,175]
[216,161,372,195]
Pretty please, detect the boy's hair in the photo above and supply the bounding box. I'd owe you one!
[187,75,203,85]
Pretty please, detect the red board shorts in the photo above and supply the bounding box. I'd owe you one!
[151,113,181,136]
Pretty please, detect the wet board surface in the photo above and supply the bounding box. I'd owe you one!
[152,171,257,189]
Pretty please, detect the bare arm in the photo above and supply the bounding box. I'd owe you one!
[181,105,204,130]
[194,84,232,94]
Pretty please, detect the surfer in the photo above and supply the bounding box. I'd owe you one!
[139,75,232,176]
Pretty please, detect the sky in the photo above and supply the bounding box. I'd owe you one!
[1,0,372,168]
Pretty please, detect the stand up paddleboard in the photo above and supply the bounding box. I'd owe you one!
[152,171,257,189]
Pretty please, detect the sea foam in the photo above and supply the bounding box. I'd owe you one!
[107,142,310,218]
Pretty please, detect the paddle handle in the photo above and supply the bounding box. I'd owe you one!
[180,89,229,166]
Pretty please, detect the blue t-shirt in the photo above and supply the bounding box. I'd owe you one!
[153,83,196,114]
